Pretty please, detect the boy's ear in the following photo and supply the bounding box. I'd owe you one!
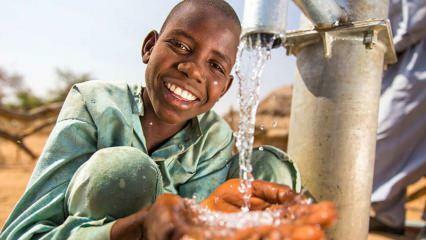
[220,75,234,97]
[142,30,159,63]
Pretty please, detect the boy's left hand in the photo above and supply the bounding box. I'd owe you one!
[200,179,297,212]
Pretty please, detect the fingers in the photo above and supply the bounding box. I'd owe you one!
[203,197,242,213]
[204,179,297,212]
[294,202,337,227]
[144,194,191,240]
[305,202,336,227]
[252,180,296,205]
[290,224,324,240]
[248,197,270,211]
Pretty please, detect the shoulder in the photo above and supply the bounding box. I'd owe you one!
[73,80,136,100]
[58,80,141,123]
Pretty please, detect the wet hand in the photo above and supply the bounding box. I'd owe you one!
[111,194,203,240]
[142,194,204,240]
[208,201,337,240]
[200,178,297,212]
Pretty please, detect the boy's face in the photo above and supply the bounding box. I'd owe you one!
[142,4,240,124]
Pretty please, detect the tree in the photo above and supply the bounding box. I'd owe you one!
[0,67,23,104]
[0,66,92,161]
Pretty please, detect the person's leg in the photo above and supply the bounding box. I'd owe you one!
[370,190,406,234]
[372,39,426,232]
[371,136,426,232]
[227,145,301,192]
[66,146,163,219]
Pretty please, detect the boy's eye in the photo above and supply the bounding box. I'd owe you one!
[210,62,225,75]
[168,39,190,53]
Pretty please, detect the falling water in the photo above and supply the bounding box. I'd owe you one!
[235,34,275,211]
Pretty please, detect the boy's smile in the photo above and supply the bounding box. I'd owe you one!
[142,3,240,125]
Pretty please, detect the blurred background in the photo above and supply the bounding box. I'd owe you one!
[0,1,423,239]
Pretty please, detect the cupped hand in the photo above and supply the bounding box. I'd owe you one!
[143,194,206,240]
[219,201,337,240]
[111,194,203,240]
[200,178,298,212]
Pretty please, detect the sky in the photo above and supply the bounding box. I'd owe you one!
[0,0,301,115]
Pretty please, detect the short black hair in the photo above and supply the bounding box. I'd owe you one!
[160,0,241,33]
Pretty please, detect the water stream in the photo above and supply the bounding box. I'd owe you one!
[234,34,276,211]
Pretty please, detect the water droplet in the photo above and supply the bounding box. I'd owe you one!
[241,206,250,213]
[259,146,264,151]
[259,124,264,131]
[272,120,278,128]
[213,80,219,85]
[148,122,153,126]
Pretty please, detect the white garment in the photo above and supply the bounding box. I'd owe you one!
[371,0,426,228]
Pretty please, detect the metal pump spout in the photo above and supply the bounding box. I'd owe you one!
[240,0,289,49]
[240,0,348,48]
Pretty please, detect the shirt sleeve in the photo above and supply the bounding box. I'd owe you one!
[0,85,114,240]
[177,133,234,202]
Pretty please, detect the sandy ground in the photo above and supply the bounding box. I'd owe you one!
[0,133,424,239]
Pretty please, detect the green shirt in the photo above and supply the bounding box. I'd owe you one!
[0,81,234,240]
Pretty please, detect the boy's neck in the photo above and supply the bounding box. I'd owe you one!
[141,89,188,154]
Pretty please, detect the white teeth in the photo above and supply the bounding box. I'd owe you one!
[170,83,176,91]
[175,86,183,96]
[165,82,196,101]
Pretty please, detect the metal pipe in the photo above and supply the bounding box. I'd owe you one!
[240,0,348,47]
[293,0,348,29]
[287,0,390,239]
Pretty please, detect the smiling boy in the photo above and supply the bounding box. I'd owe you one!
[0,1,300,240]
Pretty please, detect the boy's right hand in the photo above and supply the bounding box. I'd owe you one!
[111,193,202,240]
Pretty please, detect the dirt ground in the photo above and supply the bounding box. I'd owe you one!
[0,133,424,239]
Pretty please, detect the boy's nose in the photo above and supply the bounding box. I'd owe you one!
[177,61,204,84]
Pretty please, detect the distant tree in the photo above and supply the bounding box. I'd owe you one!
[0,66,92,109]
[14,89,45,110]
[0,67,92,160]
[0,67,23,104]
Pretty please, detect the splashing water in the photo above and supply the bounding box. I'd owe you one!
[184,193,313,236]
[187,199,284,229]
[235,34,275,212]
